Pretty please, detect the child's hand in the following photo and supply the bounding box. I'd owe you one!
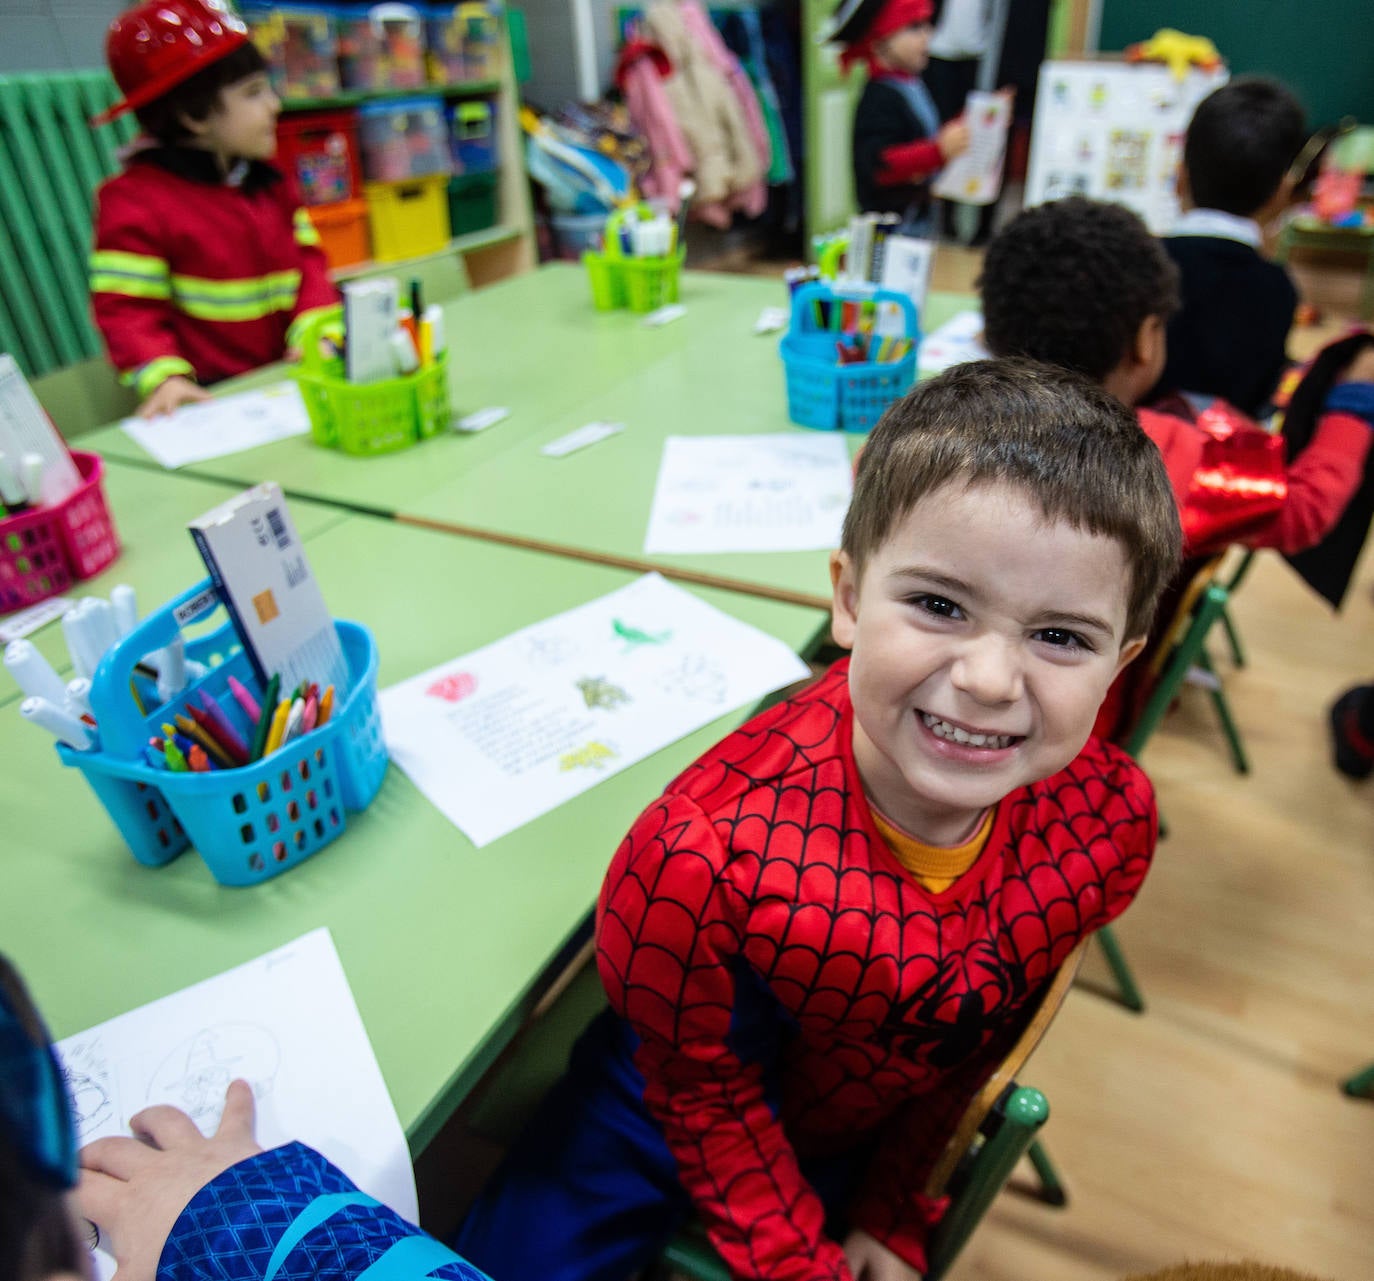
[284,345,303,363]
[138,375,211,419]
[843,1228,924,1281]
[1335,345,1374,386]
[937,119,971,161]
[76,1079,263,1281]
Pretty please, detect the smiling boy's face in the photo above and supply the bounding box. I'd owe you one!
[830,478,1145,846]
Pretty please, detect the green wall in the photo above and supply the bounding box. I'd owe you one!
[1099,0,1374,129]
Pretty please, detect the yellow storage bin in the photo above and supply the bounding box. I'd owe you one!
[363,177,452,262]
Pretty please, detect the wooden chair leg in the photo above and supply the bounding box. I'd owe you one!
[1343,1062,1374,1099]
[1094,923,1145,1013]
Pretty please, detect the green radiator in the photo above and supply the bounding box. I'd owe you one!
[0,72,138,378]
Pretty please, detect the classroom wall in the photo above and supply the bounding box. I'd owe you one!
[1,0,123,74]
[1099,0,1374,129]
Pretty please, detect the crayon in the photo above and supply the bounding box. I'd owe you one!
[249,674,281,761]
[264,699,290,755]
[227,675,261,723]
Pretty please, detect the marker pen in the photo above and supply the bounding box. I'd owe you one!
[4,639,69,705]
[157,636,187,704]
[110,584,138,638]
[21,696,93,750]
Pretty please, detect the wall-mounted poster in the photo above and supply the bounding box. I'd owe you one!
[1025,60,1229,233]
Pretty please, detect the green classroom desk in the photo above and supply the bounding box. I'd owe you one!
[0,461,344,708]
[81,267,974,608]
[3,514,829,1154]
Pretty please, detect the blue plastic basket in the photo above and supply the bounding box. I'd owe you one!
[55,579,387,887]
[780,282,920,432]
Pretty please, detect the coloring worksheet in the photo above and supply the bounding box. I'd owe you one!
[379,573,811,846]
[643,433,853,555]
[120,382,312,468]
[1025,61,1229,232]
[55,929,416,1281]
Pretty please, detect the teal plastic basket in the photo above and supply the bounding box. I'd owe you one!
[55,579,387,887]
[780,282,920,432]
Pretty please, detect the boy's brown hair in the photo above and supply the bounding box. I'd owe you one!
[841,357,1182,639]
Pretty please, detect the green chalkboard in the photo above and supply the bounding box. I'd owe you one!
[1099,0,1374,130]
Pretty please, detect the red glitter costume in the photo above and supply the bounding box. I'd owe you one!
[597,659,1156,1279]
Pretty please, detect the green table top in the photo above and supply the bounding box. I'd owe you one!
[1,462,344,708]
[3,513,828,1153]
[83,267,975,606]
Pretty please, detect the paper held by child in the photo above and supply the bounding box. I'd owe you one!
[379,573,810,847]
[119,382,312,468]
[55,928,417,1281]
[932,90,1012,206]
[644,433,853,555]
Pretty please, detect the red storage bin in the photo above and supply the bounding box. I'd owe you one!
[0,451,120,615]
[277,110,363,207]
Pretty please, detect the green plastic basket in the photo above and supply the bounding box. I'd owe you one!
[581,204,684,314]
[292,305,450,455]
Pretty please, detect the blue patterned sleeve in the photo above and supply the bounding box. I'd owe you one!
[157,1142,490,1281]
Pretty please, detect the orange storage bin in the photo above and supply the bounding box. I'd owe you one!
[308,198,372,271]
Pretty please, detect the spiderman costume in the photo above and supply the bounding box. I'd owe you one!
[456,660,1156,1281]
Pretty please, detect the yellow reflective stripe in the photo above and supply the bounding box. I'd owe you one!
[123,356,195,398]
[89,250,170,282]
[169,270,301,322]
[294,208,321,246]
[91,273,172,301]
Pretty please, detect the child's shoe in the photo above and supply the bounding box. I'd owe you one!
[1329,685,1374,779]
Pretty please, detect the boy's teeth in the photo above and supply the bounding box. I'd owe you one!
[921,712,1013,750]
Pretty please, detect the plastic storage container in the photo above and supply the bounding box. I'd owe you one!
[456,0,503,79]
[337,3,427,90]
[549,211,606,260]
[447,171,497,235]
[241,4,341,100]
[582,204,684,313]
[357,96,451,182]
[0,451,120,615]
[293,307,451,454]
[364,176,452,259]
[423,3,467,82]
[780,283,920,432]
[307,197,372,270]
[55,579,387,887]
[276,109,363,206]
[448,98,497,173]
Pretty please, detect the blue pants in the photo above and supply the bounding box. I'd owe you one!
[454,1011,869,1281]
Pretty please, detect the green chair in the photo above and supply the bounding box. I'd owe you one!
[31,355,136,439]
[1088,559,1249,1016]
[1342,1062,1374,1100]
[649,942,1087,1281]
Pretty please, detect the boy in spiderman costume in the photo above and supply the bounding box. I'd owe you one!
[455,359,1182,1281]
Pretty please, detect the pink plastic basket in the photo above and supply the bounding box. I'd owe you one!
[0,451,120,614]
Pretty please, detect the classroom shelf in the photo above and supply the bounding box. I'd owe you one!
[280,79,503,112]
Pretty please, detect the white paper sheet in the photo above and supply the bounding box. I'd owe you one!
[917,310,990,374]
[55,929,416,1281]
[644,434,852,555]
[933,91,1013,206]
[380,573,811,847]
[119,382,312,468]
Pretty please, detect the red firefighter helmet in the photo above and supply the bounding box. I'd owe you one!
[92,0,250,126]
